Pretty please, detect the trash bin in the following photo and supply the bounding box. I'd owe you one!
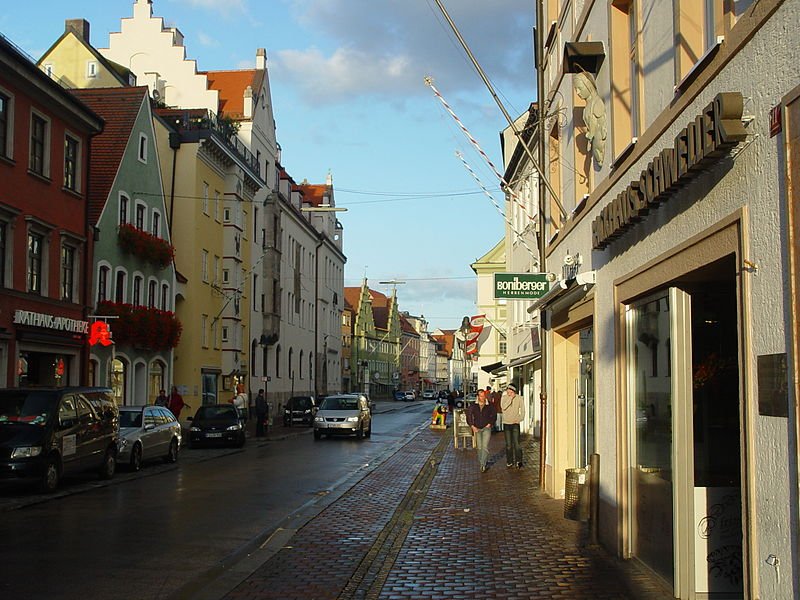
[564,467,589,521]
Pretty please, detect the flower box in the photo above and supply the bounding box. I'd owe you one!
[96,301,182,351]
[117,223,175,270]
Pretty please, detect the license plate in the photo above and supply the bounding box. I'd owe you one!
[206,432,223,438]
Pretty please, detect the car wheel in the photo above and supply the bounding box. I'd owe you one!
[130,443,142,472]
[314,430,321,440]
[99,447,116,480]
[40,455,60,493]
[165,438,179,463]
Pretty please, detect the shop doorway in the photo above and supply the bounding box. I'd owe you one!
[577,326,595,468]
[626,255,743,597]
[18,352,71,387]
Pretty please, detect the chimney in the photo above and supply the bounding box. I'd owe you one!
[243,85,253,118]
[256,48,267,70]
[65,19,90,43]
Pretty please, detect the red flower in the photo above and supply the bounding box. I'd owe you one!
[96,301,182,351]
[117,224,175,270]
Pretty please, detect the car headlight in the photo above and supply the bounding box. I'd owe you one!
[304,409,311,414]
[190,426,201,432]
[11,446,42,459]
[314,416,324,423]
[346,416,359,422]
[226,424,241,431]
[284,409,290,414]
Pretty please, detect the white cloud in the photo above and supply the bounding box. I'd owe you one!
[277,0,534,104]
[196,31,219,47]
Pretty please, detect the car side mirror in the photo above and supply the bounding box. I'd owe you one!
[144,424,154,431]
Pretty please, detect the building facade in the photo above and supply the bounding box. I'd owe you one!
[0,33,103,388]
[531,0,799,596]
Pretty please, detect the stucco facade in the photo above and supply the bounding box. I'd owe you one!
[531,0,799,596]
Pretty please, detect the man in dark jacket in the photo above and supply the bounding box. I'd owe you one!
[255,389,267,437]
[466,389,497,472]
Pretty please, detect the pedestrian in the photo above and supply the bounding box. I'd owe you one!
[447,390,455,412]
[488,385,503,432]
[501,383,524,468]
[233,384,248,424]
[155,389,168,407]
[466,389,496,472]
[255,389,267,437]
[168,385,188,420]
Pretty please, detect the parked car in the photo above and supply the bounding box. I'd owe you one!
[283,396,316,427]
[422,389,437,400]
[0,387,119,492]
[187,404,245,448]
[314,393,373,440]
[393,390,406,401]
[117,405,181,471]
[403,390,416,401]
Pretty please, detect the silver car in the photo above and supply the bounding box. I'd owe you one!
[313,394,373,440]
[117,405,181,471]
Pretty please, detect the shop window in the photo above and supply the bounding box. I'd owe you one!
[64,135,80,192]
[111,358,127,405]
[60,244,75,302]
[27,231,43,294]
[29,112,50,177]
[610,0,641,161]
[0,91,12,159]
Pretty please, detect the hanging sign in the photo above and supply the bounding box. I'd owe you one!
[89,322,114,346]
[494,273,550,300]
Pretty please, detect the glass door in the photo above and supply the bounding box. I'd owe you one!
[577,326,595,467]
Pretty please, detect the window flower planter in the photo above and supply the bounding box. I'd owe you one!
[96,301,182,351]
[117,223,175,269]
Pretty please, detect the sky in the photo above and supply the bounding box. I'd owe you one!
[2,0,537,332]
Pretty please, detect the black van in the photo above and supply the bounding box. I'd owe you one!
[0,387,119,492]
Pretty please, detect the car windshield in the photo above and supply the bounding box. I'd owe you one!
[196,405,237,419]
[320,397,358,410]
[0,391,53,426]
[119,410,143,428]
[289,397,312,410]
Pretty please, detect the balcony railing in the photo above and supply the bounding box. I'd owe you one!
[159,108,261,176]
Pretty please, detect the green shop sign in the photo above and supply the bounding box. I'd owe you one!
[494,273,550,300]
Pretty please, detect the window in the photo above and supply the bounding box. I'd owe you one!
[135,204,145,230]
[152,211,160,237]
[202,250,209,282]
[222,326,229,343]
[161,283,169,310]
[499,341,507,355]
[30,113,48,176]
[276,345,281,377]
[64,135,79,191]
[201,314,208,347]
[138,133,148,163]
[214,190,220,221]
[119,194,129,226]
[0,221,5,288]
[202,182,209,215]
[61,245,75,301]
[115,270,126,303]
[213,255,220,285]
[87,61,98,78]
[27,232,43,294]
[610,0,641,159]
[97,265,109,302]
[223,207,231,223]
[222,269,229,284]
[43,64,54,78]
[253,274,258,311]
[148,280,156,308]
[133,276,142,306]
[0,92,10,158]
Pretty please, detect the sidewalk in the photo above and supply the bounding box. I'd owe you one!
[218,425,672,600]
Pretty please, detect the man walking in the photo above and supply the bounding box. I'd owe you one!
[501,383,524,468]
[255,389,267,437]
[466,389,496,472]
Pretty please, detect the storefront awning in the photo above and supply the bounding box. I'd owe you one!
[481,361,506,374]
[506,353,540,369]
[528,271,596,315]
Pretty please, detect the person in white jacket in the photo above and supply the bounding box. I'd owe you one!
[500,383,524,468]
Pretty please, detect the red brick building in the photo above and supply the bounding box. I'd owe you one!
[0,34,103,387]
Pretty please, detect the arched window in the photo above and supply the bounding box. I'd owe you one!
[133,275,143,306]
[275,345,281,378]
[299,350,304,379]
[149,360,165,403]
[148,280,156,308]
[97,265,110,303]
[288,347,294,380]
[111,357,127,405]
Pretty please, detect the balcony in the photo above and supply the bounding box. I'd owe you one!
[117,223,175,269]
[158,108,261,176]
[95,301,182,351]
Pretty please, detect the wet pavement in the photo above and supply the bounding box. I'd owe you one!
[210,424,672,600]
